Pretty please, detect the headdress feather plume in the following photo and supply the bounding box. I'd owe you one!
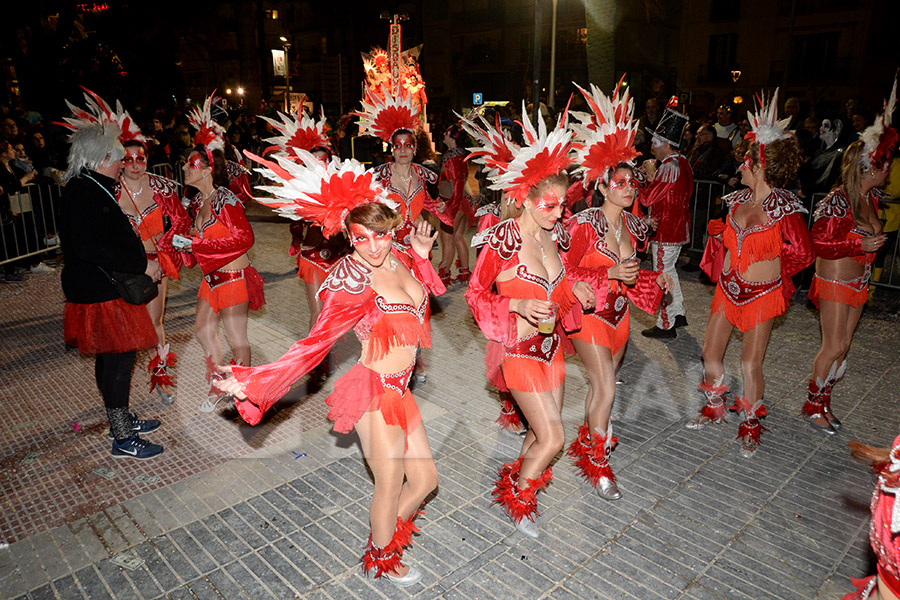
[745,88,792,168]
[187,92,226,151]
[353,85,419,143]
[260,109,331,160]
[860,75,898,170]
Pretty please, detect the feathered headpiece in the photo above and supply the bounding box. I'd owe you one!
[58,87,147,145]
[57,87,131,181]
[570,77,639,187]
[260,109,332,161]
[187,93,226,152]
[245,150,399,238]
[745,88,792,169]
[488,101,574,206]
[456,110,519,181]
[353,86,419,143]
[860,76,898,171]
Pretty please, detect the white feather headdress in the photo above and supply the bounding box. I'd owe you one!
[746,88,792,168]
[260,109,331,161]
[859,76,898,171]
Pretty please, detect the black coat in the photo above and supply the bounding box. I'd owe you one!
[59,170,147,304]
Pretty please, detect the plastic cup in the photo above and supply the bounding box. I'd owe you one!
[538,302,558,334]
[622,258,640,286]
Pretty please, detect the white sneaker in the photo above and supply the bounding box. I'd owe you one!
[30,263,54,274]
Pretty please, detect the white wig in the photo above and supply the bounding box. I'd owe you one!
[63,120,125,182]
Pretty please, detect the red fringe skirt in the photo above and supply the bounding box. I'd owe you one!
[569,307,630,355]
[296,244,345,287]
[326,363,422,440]
[501,332,565,393]
[198,266,265,312]
[64,299,157,355]
[808,273,868,309]
[711,268,785,333]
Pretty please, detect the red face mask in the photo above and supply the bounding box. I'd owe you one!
[123,149,147,165]
[742,154,753,172]
[188,153,206,170]
[608,174,638,190]
[348,223,392,249]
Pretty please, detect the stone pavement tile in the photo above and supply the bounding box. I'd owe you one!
[599,543,689,597]
[95,558,140,599]
[119,498,164,541]
[558,501,631,541]
[286,478,339,513]
[204,568,251,599]
[302,471,355,509]
[729,535,824,586]
[191,469,245,511]
[153,535,199,584]
[272,483,325,523]
[544,586,589,600]
[342,571,398,600]
[679,583,730,600]
[216,508,267,550]
[223,560,281,600]
[629,511,725,559]
[162,481,207,526]
[271,537,330,587]
[422,516,491,557]
[568,565,670,600]
[163,585,195,600]
[182,521,231,568]
[30,530,70,583]
[125,563,164,600]
[492,549,556,595]
[51,574,86,600]
[752,508,853,554]
[28,583,55,600]
[199,513,253,560]
[183,577,224,600]
[106,504,147,549]
[313,517,360,563]
[711,554,814,600]
[699,564,786,600]
[130,541,181,594]
[720,546,821,596]
[656,494,744,539]
[238,552,299,599]
[134,493,179,536]
[412,529,468,574]
[8,539,44,592]
[463,566,531,600]
[293,525,354,573]
[615,530,704,583]
[73,565,113,600]
[445,509,503,546]
[167,527,217,575]
[255,544,315,595]
[512,545,579,584]
[246,494,300,537]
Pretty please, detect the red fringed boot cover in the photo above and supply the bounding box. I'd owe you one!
[496,394,523,430]
[697,375,729,423]
[567,421,618,488]
[491,458,552,524]
[148,344,177,392]
[730,396,768,445]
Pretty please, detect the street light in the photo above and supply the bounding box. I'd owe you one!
[731,69,742,104]
[237,87,245,106]
[280,35,291,113]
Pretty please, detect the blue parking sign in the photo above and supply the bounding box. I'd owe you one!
[473,93,483,106]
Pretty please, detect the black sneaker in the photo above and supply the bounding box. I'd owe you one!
[641,326,677,339]
[111,434,164,459]
[107,413,161,438]
[673,315,688,329]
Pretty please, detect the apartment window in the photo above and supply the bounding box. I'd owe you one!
[791,32,840,77]
[265,9,279,19]
[707,33,738,82]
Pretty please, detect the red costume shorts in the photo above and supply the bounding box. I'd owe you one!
[64,298,157,355]
[501,332,565,393]
[711,268,786,332]
[198,266,265,312]
[808,270,869,309]
[569,291,630,355]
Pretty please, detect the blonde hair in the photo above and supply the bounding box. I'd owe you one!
[839,141,867,222]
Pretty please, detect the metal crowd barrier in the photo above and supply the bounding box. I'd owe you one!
[1,181,63,268]
[685,180,899,291]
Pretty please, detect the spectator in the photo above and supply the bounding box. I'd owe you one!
[0,118,19,143]
[688,124,727,180]
[713,103,740,150]
[716,139,750,197]
[784,97,802,131]
[636,97,662,156]
[811,114,852,193]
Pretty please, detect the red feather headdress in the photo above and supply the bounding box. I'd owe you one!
[353,86,419,143]
[187,93,226,152]
[570,76,639,188]
[860,75,898,171]
[260,109,332,161]
[58,87,147,144]
[490,102,574,207]
[456,110,519,181]
[245,150,400,239]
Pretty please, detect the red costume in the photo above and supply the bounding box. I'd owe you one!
[706,187,814,333]
[373,162,437,247]
[185,187,265,312]
[842,434,900,600]
[226,159,253,206]
[434,146,475,227]
[809,187,882,309]
[118,174,190,279]
[638,153,693,245]
[475,203,502,234]
[229,249,444,428]
[563,209,663,355]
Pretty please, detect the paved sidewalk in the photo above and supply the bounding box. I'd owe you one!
[2,209,899,599]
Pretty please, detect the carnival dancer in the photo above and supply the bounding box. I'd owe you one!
[215,151,444,588]
[116,119,190,406]
[180,94,265,412]
[563,81,671,500]
[435,124,474,285]
[464,104,600,538]
[355,86,438,250]
[804,79,895,435]
[690,90,814,457]
[638,99,694,339]
[58,89,164,459]
[259,108,348,331]
[842,433,900,600]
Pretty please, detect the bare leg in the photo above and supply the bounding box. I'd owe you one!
[438,227,455,272]
[194,298,223,365]
[701,310,734,385]
[740,318,775,405]
[219,302,251,366]
[452,211,469,271]
[512,386,565,483]
[573,339,622,432]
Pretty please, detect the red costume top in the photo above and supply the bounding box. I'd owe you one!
[117,174,191,279]
[811,187,881,266]
[373,162,438,247]
[230,248,445,426]
[475,203,502,234]
[184,187,255,274]
[434,147,468,227]
[563,209,664,351]
[639,153,694,245]
[718,187,814,302]
[226,160,253,206]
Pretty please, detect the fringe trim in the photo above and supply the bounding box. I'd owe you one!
[566,422,618,487]
[148,346,177,392]
[496,395,523,430]
[362,312,431,363]
[697,378,729,422]
[361,538,403,579]
[393,510,423,551]
[730,396,768,444]
[800,379,826,418]
[726,225,783,273]
[491,459,552,524]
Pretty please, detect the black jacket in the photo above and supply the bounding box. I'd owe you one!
[60,170,147,304]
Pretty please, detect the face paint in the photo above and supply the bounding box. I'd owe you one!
[393,140,415,151]
[123,149,147,165]
[534,191,564,214]
[188,153,206,170]
[742,153,753,172]
[348,223,392,249]
[608,174,638,190]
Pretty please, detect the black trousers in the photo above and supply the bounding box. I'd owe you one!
[95,351,135,409]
